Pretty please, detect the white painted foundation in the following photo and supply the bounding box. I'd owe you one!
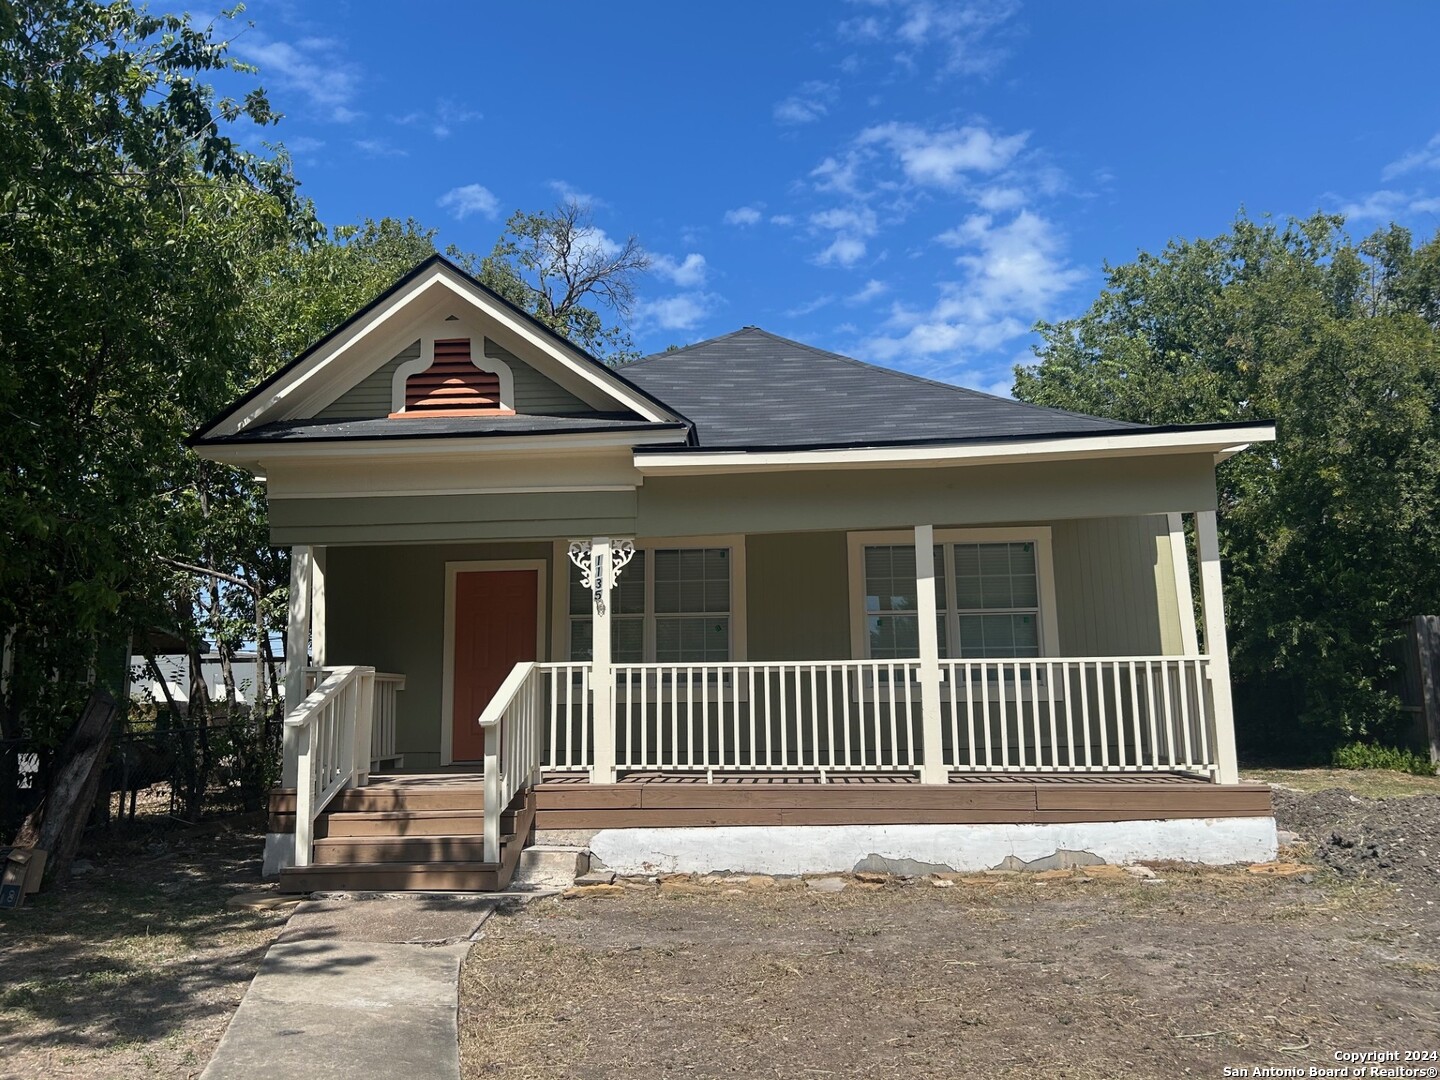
[588,817,1279,877]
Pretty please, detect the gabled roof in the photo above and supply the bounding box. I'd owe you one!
[620,327,1138,451]
[201,413,685,445]
[190,254,690,445]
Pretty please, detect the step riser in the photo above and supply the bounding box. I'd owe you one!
[271,792,487,814]
[313,838,490,864]
[280,868,503,892]
[320,814,512,838]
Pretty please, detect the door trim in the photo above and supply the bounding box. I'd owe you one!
[441,559,548,766]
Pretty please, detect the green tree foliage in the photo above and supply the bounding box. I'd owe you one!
[0,1,307,744]
[1014,214,1440,745]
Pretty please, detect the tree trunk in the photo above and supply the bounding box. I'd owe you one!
[12,690,119,887]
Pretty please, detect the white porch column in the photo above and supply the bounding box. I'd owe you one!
[915,525,948,784]
[310,546,327,667]
[589,537,617,784]
[1195,511,1240,785]
[1166,513,1200,655]
[281,545,312,789]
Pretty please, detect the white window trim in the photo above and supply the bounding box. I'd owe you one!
[550,535,748,664]
[440,559,547,766]
[846,527,1060,661]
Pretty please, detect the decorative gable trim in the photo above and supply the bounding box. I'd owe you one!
[388,333,516,417]
[190,255,686,442]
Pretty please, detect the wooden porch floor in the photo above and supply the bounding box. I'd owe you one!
[360,770,1271,829]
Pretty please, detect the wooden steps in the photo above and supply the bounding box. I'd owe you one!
[274,782,534,894]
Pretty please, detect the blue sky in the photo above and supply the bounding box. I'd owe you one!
[211,1,1440,395]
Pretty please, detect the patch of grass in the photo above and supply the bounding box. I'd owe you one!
[1243,766,1440,797]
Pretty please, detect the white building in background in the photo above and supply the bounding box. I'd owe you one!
[130,652,287,710]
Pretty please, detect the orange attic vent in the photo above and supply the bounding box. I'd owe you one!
[389,338,515,417]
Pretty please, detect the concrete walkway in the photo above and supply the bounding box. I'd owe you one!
[201,894,505,1080]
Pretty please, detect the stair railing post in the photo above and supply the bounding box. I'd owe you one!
[352,668,375,787]
[293,721,314,868]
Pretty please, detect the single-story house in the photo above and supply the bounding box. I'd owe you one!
[191,254,1278,890]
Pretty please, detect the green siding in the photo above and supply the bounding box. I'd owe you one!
[636,455,1217,538]
[746,533,851,660]
[1052,515,1177,655]
[270,490,638,547]
[323,541,552,770]
[314,337,591,421]
[317,340,419,420]
[489,341,592,414]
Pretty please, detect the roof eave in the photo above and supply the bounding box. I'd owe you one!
[632,421,1276,475]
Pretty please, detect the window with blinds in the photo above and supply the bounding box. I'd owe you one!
[568,547,731,663]
[863,541,1042,659]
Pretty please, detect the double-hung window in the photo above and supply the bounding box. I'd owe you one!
[855,531,1051,660]
[566,546,734,663]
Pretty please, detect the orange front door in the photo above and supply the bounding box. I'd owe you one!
[451,569,538,762]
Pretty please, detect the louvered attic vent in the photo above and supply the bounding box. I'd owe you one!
[390,338,514,417]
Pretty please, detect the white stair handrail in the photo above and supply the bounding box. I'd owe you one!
[480,661,542,863]
[288,665,374,867]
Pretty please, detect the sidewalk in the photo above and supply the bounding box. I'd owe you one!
[200,894,505,1080]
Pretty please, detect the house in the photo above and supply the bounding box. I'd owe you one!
[192,254,1279,890]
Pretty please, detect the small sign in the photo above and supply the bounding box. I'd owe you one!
[0,882,21,909]
[16,752,38,790]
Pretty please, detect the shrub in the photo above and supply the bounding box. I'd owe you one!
[1331,742,1436,776]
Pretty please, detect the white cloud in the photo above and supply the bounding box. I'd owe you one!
[233,36,361,123]
[975,185,1027,212]
[811,153,865,197]
[282,135,325,156]
[549,179,601,206]
[437,183,499,220]
[773,80,838,126]
[354,138,407,158]
[637,293,718,331]
[393,99,482,139]
[785,295,836,317]
[1382,133,1440,180]
[769,214,797,226]
[810,206,879,268]
[1331,189,1412,222]
[651,253,708,288]
[864,210,1083,365]
[838,0,1020,78]
[723,206,763,226]
[816,235,868,267]
[849,279,888,304]
[858,121,1028,187]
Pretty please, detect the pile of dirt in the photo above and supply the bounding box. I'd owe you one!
[1272,785,1440,897]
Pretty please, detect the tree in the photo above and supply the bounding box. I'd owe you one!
[1014,214,1440,750]
[0,0,306,863]
[475,199,651,361]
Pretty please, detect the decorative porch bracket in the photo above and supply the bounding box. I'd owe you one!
[568,537,637,783]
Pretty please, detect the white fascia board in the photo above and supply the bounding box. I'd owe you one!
[632,425,1276,476]
[196,427,688,471]
[206,265,679,438]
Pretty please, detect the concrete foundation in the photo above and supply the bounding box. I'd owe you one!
[587,817,1279,877]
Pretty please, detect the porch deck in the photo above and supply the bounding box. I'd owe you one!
[358,769,1273,830]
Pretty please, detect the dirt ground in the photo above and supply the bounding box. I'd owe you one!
[460,779,1440,1080]
[0,816,289,1080]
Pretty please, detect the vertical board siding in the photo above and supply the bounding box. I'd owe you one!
[1052,516,1176,656]
[317,337,594,420]
[745,533,852,661]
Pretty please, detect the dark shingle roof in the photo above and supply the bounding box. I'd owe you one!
[204,413,685,445]
[620,327,1138,450]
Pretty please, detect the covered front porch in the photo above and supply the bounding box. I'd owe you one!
[273,506,1245,876]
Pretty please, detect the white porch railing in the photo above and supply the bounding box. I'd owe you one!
[478,660,545,863]
[940,657,1213,774]
[288,665,374,868]
[305,667,405,768]
[538,656,1221,781]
